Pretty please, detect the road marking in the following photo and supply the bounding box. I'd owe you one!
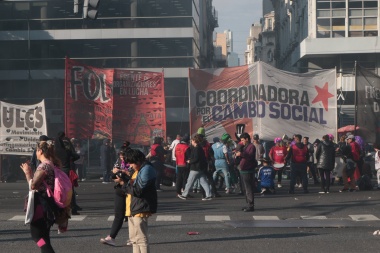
[70,215,87,221]
[349,215,380,221]
[8,215,24,221]
[205,215,230,221]
[107,215,115,221]
[301,216,327,220]
[156,215,181,221]
[253,216,280,220]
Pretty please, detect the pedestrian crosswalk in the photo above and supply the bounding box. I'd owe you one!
[6,214,380,222]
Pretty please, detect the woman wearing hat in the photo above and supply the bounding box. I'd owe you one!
[269,138,288,188]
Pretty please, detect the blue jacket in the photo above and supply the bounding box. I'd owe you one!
[258,165,275,188]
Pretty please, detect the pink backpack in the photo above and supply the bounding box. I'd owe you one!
[45,165,73,208]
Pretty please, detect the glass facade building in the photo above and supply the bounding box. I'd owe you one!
[0,0,218,137]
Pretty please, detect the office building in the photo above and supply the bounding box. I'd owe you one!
[0,0,218,137]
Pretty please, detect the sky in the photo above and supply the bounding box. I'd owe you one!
[212,0,263,65]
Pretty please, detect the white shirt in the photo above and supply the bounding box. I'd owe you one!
[169,139,180,161]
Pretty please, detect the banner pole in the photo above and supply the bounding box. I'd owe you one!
[354,61,358,136]
[64,56,68,134]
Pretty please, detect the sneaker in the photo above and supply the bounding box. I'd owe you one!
[277,183,282,188]
[318,191,325,194]
[100,236,115,247]
[298,184,303,188]
[172,182,176,187]
[126,240,133,246]
[102,181,110,184]
[260,189,267,194]
[202,197,212,201]
[339,188,349,192]
[82,178,86,181]
[178,195,187,200]
[225,189,231,194]
[156,189,163,192]
[295,184,299,188]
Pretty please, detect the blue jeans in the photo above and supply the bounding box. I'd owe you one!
[182,170,211,198]
[213,166,231,189]
[289,163,308,192]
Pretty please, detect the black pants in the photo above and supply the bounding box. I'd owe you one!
[307,162,319,183]
[240,172,255,208]
[318,169,331,191]
[31,218,54,253]
[151,160,164,190]
[110,187,126,238]
[274,169,283,183]
[176,166,190,195]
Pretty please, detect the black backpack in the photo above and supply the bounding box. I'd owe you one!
[357,175,373,191]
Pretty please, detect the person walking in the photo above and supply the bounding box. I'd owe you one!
[123,149,157,253]
[20,140,63,253]
[174,134,191,197]
[148,137,166,191]
[178,135,212,200]
[100,139,112,184]
[286,134,310,194]
[100,149,134,247]
[54,131,81,215]
[235,133,257,212]
[212,136,232,194]
[315,134,336,193]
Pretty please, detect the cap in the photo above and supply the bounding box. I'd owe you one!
[213,137,220,143]
[253,134,259,140]
[221,133,231,142]
[197,127,205,136]
[274,137,282,143]
[346,134,355,140]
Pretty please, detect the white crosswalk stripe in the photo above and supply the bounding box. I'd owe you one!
[253,216,280,220]
[301,216,327,220]
[349,214,380,221]
[7,214,380,222]
[205,215,230,221]
[70,215,87,221]
[156,215,181,221]
[8,215,24,221]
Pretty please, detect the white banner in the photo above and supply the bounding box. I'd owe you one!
[189,62,337,143]
[0,100,47,155]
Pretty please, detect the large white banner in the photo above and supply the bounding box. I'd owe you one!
[189,62,337,142]
[0,100,47,155]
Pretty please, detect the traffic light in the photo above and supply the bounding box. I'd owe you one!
[83,0,100,20]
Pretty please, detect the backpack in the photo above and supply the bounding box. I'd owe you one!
[357,175,373,191]
[45,166,73,208]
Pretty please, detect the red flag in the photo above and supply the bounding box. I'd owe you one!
[65,57,114,139]
[113,69,166,146]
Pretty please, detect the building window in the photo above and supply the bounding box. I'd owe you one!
[316,0,378,38]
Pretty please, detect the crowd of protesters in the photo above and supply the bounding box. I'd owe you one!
[14,127,380,252]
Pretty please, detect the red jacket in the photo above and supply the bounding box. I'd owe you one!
[175,143,189,167]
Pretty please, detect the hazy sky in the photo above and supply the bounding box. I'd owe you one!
[212,0,263,65]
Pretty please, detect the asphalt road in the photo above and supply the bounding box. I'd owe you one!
[1,179,380,253]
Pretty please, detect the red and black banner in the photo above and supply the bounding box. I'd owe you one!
[65,58,166,145]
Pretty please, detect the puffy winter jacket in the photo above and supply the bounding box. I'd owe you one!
[315,140,336,171]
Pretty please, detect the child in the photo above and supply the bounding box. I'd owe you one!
[258,157,275,194]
